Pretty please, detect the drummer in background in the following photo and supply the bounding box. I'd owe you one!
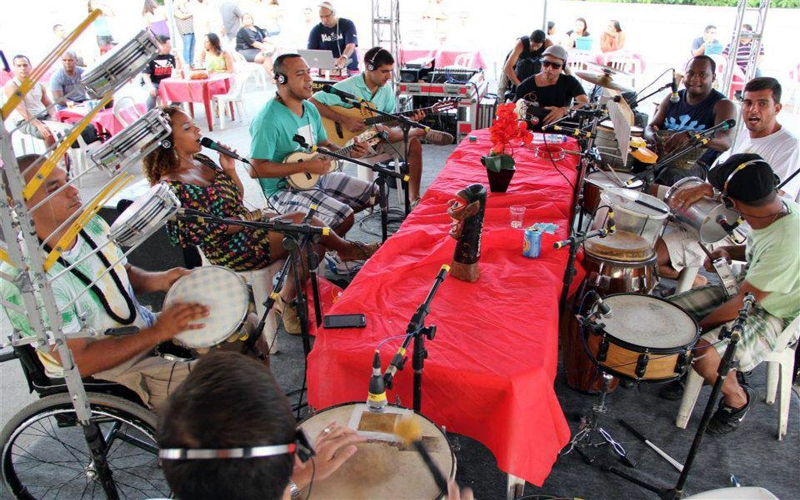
[0,155,209,409]
[644,56,735,186]
[655,77,800,283]
[514,45,589,126]
[158,351,475,500]
[661,154,800,435]
[143,106,381,334]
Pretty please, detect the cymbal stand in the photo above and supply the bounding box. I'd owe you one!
[604,294,756,499]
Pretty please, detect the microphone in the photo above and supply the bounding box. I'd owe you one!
[606,209,616,235]
[366,350,388,413]
[200,137,251,165]
[693,119,736,138]
[716,214,742,236]
[321,84,366,105]
[595,295,613,318]
[670,69,680,103]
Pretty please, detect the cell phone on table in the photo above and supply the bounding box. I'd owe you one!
[323,313,367,329]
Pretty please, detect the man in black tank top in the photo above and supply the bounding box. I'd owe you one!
[645,56,736,185]
[502,30,551,91]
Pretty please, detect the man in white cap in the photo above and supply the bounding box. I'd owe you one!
[514,45,588,126]
[307,2,359,72]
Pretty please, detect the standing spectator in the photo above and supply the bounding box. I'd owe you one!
[307,1,359,72]
[88,0,116,55]
[50,51,89,108]
[192,0,221,45]
[500,29,552,99]
[220,0,243,46]
[264,0,282,37]
[566,17,590,49]
[142,36,179,110]
[199,33,235,73]
[236,13,275,77]
[143,0,170,38]
[723,24,765,77]
[600,20,626,53]
[173,0,196,66]
[691,25,722,57]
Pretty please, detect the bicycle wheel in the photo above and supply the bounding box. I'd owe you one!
[1,392,169,499]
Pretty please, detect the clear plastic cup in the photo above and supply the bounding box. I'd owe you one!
[510,205,526,229]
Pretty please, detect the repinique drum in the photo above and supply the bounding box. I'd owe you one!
[583,294,698,381]
[596,120,643,171]
[582,170,643,214]
[108,183,179,247]
[82,29,160,99]
[593,187,670,247]
[91,108,172,174]
[654,129,707,172]
[298,403,455,499]
[665,176,741,244]
[164,266,251,349]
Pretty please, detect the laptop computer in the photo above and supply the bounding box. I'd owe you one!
[298,49,339,70]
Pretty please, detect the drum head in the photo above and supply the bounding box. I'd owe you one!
[584,230,654,262]
[598,120,643,136]
[109,183,179,247]
[599,294,699,350]
[586,171,635,190]
[298,403,455,499]
[601,188,670,220]
[166,266,249,348]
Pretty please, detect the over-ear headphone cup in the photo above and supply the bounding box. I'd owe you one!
[160,139,172,149]
[367,63,374,71]
[275,72,286,84]
[722,195,734,209]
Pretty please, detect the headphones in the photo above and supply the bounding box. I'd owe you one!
[319,1,335,16]
[366,48,386,71]
[275,71,287,85]
[720,158,778,209]
[159,429,315,463]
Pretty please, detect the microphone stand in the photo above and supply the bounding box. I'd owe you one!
[383,265,449,413]
[631,127,723,187]
[604,294,757,500]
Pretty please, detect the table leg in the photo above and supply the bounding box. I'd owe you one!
[228,102,235,122]
[203,83,213,131]
[188,103,195,119]
[506,474,525,500]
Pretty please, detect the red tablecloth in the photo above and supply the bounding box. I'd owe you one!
[56,103,147,137]
[158,73,232,131]
[307,130,581,486]
[399,49,486,70]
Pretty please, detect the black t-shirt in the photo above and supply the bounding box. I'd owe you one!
[236,26,266,52]
[307,18,359,71]
[144,54,176,85]
[515,73,586,107]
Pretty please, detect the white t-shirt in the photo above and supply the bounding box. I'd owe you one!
[729,126,800,202]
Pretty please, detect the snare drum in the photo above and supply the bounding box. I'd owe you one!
[109,183,179,247]
[165,266,251,349]
[583,294,698,381]
[82,29,160,99]
[665,177,740,244]
[298,403,455,499]
[593,187,670,247]
[596,120,643,172]
[91,108,172,174]
[582,171,642,214]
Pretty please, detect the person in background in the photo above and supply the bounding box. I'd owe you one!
[199,33,235,73]
[691,25,722,57]
[502,29,552,92]
[220,0,243,46]
[192,0,221,58]
[566,17,590,49]
[4,55,58,147]
[307,1,359,72]
[264,0,283,38]
[50,51,89,108]
[143,0,170,38]
[600,20,626,53]
[173,0,196,66]
[88,0,116,55]
[142,35,179,110]
[53,25,88,66]
[236,13,275,78]
[723,23,765,77]
[547,20,561,46]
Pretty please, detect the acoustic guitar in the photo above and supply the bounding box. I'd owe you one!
[321,98,459,147]
[283,130,386,190]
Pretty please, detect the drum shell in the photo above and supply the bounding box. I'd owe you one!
[665,176,740,244]
[298,403,455,499]
[593,188,669,248]
[654,130,707,170]
[582,171,640,215]
[596,121,643,172]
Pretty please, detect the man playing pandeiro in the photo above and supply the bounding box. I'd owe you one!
[514,45,588,127]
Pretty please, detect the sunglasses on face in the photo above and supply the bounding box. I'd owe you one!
[542,60,563,69]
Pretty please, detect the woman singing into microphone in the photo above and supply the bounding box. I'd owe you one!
[143,106,379,332]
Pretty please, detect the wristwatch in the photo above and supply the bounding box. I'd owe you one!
[289,480,301,499]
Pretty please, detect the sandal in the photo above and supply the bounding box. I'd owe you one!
[340,241,381,262]
[275,295,302,335]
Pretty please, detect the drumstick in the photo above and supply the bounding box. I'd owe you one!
[696,241,716,262]
[394,416,449,495]
[619,419,683,472]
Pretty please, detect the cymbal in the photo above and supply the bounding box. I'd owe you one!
[585,61,633,78]
[575,71,634,93]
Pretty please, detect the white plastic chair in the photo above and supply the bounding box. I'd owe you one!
[566,50,593,72]
[605,55,640,88]
[453,52,475,69]
[676,315,800,440]
[113,96,144,128]
[211,76,247,129]
[683,487,779,499]
[231,51,268,90]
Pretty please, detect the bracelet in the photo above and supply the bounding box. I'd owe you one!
[289,480,301,499]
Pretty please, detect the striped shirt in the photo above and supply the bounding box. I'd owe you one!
[723,41,764,71]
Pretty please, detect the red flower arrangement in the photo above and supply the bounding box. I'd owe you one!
[489,102,533,155]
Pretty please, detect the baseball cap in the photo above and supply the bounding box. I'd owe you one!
[708,153,778,203]
[542,45,569,64]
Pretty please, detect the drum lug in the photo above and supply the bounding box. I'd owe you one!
[635,352,649,379]
[675,351,690,375]
[597,336,609,362]
[589,272,611,291]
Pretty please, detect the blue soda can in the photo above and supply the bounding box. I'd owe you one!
[523,228,542,259]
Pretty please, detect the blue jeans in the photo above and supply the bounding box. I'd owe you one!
[182,33,195,65]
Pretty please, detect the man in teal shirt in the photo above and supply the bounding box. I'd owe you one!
[666,153,800,435]
[310,46,452,204]
[249,53,376,236]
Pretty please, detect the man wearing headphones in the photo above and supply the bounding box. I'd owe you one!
[310,47,450,205]
[663,153,799,435]
[308,1,359,72]
[249,54,378,241]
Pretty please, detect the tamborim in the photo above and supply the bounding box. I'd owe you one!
[298,403,455,499]
[109,183,179,247]
[165,266,250,349]
[82,29,160,99]
[91,108,172,174]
